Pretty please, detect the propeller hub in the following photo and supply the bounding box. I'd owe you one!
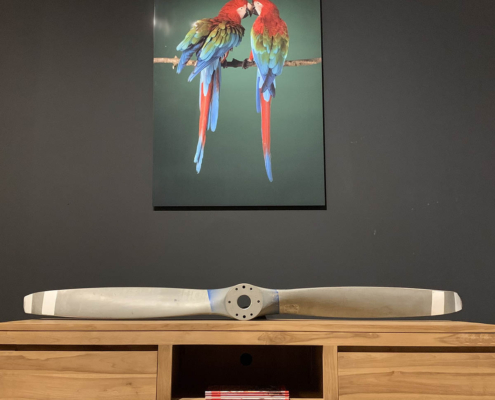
[225,283,263,321]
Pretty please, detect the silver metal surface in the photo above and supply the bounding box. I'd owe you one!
[225,283,264,320]
[24,284,462,320]
[24,287,214,319]
[278,287,462,318]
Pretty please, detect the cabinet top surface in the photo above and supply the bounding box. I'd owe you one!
[1,319,495,333]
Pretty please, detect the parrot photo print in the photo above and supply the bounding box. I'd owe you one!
[153,0,325,209]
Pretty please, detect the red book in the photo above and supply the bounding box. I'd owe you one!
[206,386,289,400]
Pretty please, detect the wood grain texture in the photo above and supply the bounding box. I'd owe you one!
[0,351,157,399]
[323,346,339,400]
[1,331,495,347]
[3,320,495,333]
[339,352,495,399]
[0,322,494,399]
[157,345,173,400]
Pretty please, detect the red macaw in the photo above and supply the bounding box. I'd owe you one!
[249,0,289,182]
[176,0,251,174]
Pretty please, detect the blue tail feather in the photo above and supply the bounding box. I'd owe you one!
[256,71,262,114]
[209,64,221,132]
[264,153,273,182]
[194,137,204,173]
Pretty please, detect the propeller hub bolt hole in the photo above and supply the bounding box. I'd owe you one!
[237,295,251,309]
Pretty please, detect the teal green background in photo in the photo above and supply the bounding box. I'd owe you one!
[153,0,325,207]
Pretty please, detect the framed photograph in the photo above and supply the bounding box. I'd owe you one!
[153,0,325,209]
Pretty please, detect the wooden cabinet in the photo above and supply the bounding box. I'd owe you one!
[338,352,495,399]
[0,320,494,399]
[0,350,157,400]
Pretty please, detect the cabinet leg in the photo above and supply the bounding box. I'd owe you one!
[157,345,173,400]
[323,346,339,400]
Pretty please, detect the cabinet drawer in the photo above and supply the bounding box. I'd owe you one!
[338,352,495,400]
[0,351,157,400]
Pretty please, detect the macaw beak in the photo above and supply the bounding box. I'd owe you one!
[243,8,251,18]
[246,3,254,17]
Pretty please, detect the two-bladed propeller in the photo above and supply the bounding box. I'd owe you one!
[24,284,462,320]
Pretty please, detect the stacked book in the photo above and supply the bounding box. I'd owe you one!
[206,387,289,400]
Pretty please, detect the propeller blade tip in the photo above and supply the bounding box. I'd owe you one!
[454,292,463,312]
[24,294,33,314]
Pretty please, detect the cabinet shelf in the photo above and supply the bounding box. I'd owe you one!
[171,345,324,399]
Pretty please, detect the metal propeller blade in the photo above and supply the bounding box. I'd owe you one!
[24,284,462,320]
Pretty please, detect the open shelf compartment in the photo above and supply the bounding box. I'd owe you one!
[171,345,324,399]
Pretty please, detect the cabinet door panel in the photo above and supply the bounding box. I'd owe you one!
[0,351,157,400]
[338,352,495,400]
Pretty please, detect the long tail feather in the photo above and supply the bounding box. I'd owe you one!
[195,79,214,173]
[194,60,221,174]
[256,72,262,114]
[260,90,273,182]
[209,64,221,132]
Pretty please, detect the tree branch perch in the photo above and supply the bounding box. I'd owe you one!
[154,56,322,69]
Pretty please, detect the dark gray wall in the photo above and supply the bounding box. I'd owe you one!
[1,0,494,323]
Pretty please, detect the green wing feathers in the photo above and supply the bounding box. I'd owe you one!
[178,19,244,61]
[177,19,212,51]
[251,28,289,76]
